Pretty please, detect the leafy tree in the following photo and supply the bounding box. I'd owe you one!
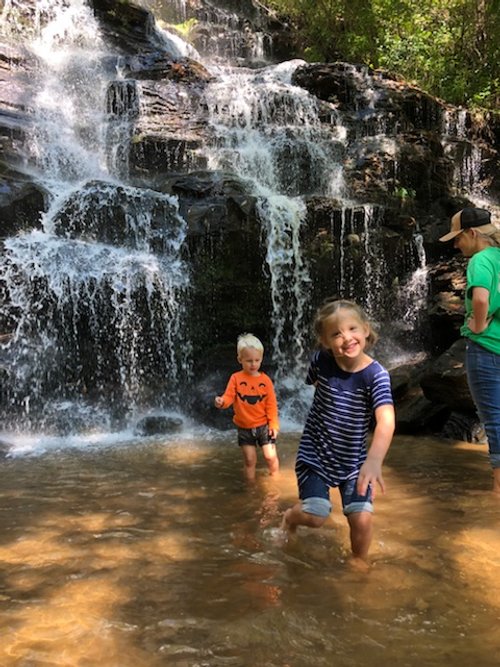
[266,0,500,109]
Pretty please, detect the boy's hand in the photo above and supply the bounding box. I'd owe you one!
[214,396,223,408]
[268,427,278,440]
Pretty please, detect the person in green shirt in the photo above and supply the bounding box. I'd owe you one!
[440,207,500,493]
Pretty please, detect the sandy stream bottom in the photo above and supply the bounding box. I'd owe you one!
[0,433,499,666]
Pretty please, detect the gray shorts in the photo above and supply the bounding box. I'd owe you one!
[237,424,275,447]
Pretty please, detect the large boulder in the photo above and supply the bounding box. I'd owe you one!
[419,338,474,412]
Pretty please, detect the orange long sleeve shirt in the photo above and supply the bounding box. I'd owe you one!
[219,370,279,431]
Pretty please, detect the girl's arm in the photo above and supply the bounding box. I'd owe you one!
[357,403,395,497]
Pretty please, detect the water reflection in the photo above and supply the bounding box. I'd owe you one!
[0,434,499,666]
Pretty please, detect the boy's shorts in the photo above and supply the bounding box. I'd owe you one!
[237,424,275,447]
[298,466,373,517]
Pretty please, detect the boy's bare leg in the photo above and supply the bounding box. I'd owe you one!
[493,467,500,494]
[262,443,279,475]
[347,511,373,561]
[241,445,257,481]
[281,503,327,534]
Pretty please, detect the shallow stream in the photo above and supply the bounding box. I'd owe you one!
[1,433,499,666]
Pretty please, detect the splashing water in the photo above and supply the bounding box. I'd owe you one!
[202,61,349,373]
[0,186,190,432]
[0,1,192,434]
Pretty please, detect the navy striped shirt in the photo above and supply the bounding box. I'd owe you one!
[296,349,393,487]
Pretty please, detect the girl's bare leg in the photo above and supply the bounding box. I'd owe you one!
[281,503,327,533]
[347,511,373,561]
[262,443,279,475]
[241,445,257,481]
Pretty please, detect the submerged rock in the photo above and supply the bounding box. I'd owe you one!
[0,438,11,458]
[134,415,184,436]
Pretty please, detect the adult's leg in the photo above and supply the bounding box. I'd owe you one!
[466,342,500,491]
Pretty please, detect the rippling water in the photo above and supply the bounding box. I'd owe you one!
[0,433,499,666]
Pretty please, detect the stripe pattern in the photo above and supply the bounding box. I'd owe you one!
[296,349,393,487]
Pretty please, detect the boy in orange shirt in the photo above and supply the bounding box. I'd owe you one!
[215,333,280,480]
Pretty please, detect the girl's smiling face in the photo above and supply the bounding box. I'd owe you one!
[320,309,370,366]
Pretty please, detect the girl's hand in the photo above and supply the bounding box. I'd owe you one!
[214,396,223,408]
[357,459,385,498]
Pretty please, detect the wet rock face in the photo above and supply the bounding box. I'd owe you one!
[0,181,47,238]
[0,42,47,233]
[420,338,474,412]
[291,62,497,216]
[427,257,468,354]
[90,0,168,55]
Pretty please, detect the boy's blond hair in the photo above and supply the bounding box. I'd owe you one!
[237,333,264,355]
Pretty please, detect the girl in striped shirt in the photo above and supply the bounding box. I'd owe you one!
[281,299,395,562]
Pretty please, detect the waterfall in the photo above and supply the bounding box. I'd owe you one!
[442,108,491,203]
[399,233,429,330]
[191,3,272,65]
[0,1,191,435]
[1,0,478,446]
[105,80,140,179]
[382,232,429,367]
[201,61,348,377]
[257,194,309,372]
[24,1,109,185]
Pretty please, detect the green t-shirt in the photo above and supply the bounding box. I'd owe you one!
[460,246,500,355]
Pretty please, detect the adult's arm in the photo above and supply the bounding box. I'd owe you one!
[468,286,491,333]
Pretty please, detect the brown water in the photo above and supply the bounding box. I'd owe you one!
[1,433,499,667]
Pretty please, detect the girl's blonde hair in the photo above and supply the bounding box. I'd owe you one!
[237,333,264,355]
[313,299,378,350]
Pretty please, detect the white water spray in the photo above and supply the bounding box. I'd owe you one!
[202,61,348,373]
[0,1,191,435]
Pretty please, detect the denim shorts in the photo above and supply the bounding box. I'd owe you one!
[237,424,275,447]
[298,467,373,517]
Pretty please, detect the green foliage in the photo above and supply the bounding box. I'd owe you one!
[266,0,500,109]
[393,186,416,200]
[170,18,198,40]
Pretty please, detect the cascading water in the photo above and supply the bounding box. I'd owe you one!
[442,107,493,208]
[0,2,192,438]
[384,232,430,367]
[197,50,428,424]
[201,60,347,380]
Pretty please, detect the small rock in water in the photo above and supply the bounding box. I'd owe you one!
[0,438,12,458]
[134,415,183,436]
